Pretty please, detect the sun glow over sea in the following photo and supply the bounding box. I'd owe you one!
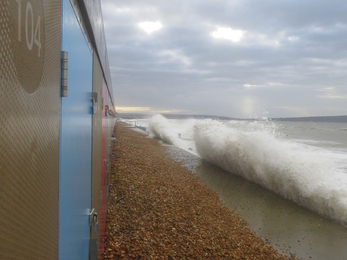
[116,106,184,114]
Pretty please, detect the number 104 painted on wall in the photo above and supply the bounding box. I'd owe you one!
[15,0,42,57]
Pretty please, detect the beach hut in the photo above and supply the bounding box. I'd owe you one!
[0,0,115,259]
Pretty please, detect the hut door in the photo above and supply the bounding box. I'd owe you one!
[59,0,93,259]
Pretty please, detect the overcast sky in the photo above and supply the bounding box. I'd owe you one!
[100,0,347,118]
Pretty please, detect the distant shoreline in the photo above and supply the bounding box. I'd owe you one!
[118,113,347,123]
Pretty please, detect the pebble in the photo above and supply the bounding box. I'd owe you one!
[103,123,297,259]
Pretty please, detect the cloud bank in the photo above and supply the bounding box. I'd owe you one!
[101,0,347,118]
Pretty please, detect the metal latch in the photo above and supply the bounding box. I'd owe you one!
[61,51,68,97]
[91,92,98,115]
[105,160,109,173]
[89,208,98,234]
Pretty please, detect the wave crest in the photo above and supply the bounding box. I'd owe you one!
[193,119,347,225]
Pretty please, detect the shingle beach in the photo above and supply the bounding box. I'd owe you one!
[103,123,295,259]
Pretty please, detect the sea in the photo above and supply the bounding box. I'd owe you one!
[120,114,347,259]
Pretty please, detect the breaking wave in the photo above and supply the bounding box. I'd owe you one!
[147,115,347,225]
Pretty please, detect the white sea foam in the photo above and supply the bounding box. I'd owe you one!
[147,115,347,225]
[146,114,178,145]
[194,119,347,225]
[146,114,197,153]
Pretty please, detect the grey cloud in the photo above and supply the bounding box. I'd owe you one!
[101,0,347,117]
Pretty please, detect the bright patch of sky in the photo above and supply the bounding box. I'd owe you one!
[116,106,184,114]
[138,21,163,34]
[243,84,261,89]
[211,27,244,42]
[117,107,151,113]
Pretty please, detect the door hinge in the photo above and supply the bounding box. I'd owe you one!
[61,51,68,97]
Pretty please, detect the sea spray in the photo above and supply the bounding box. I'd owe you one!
[147,114,198,153]
[145,115,347,225]
[147,114,178,145]
[193,119,347,225]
